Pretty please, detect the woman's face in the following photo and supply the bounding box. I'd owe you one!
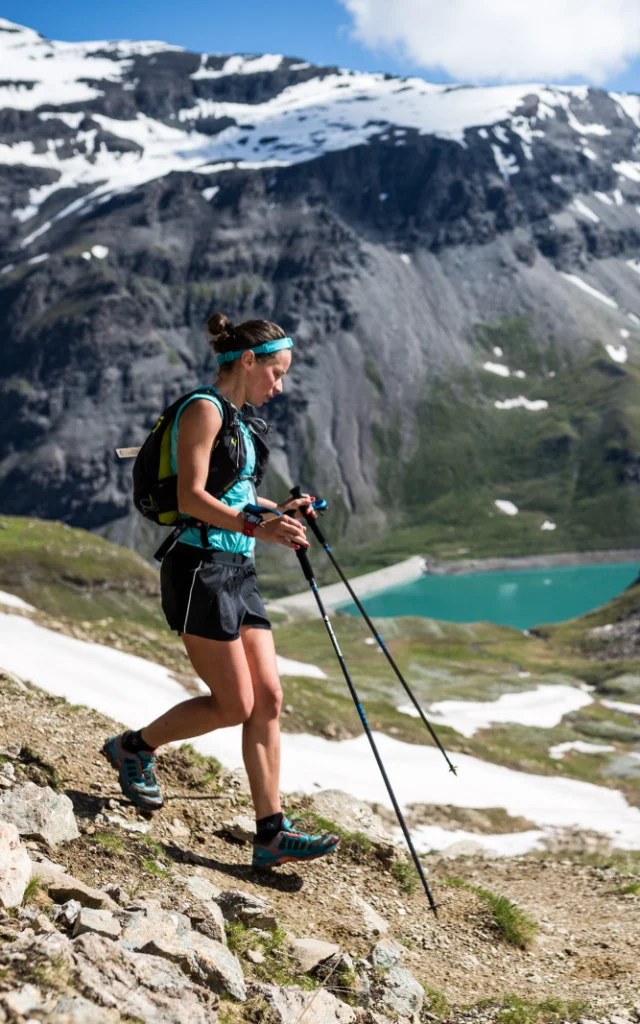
[242,349,291,406]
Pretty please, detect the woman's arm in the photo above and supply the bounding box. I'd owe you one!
[177,401,309,547]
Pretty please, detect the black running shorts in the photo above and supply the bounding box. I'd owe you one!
[160,542,271,642]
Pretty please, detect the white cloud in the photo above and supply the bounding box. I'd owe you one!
[339,0,640,83]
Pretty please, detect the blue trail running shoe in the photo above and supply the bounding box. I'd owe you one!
[252,817,340,868]
[100,732,163,811]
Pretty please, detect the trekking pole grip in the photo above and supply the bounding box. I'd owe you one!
[290,486,327,546]
[284,511,315,582]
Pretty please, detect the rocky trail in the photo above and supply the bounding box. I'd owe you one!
[0,668,639,1024]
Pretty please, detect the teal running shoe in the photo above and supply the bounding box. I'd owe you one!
[100,732,163,811]
[252,817,340,868]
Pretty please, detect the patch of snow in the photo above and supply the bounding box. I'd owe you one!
[540,521,557,532]
[493,346,503,357]
[276,655,327,680]
[191,53,284,80]
[420,685,593,739]
[626,259,640,277]
[483,362,510,377]
[406,824,546,858]
[202,186,220,201]
[614,161,640,183]
[606,344,628,363]
[572,198,600,223]
[594,191,613,206]
[2,610,640,849]
[561,273,618,309]
[549,741,615,760]
[612,93,640,129]
[513,370,527,379]
[0,264,15,275]
[581,147,598,161]
[90,244,108,259]
[629,313,640,326]
[379,192,389,201]
[494,500,518,516]
[400,253,411,265]
[81,251,91,260]
[494,396,548,411]
[26,253,49,265]
[551,174,563,184]
[620,328,630,339]
[491,144,518,180]
[478,128,488,139]
[613,188,624,206]
[602,699,640,716]
[0,590,35,612]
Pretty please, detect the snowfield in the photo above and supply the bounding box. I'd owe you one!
[1,610,640,853]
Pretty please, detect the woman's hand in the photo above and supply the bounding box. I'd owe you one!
[260,515,309,549]
[276,493,317,520]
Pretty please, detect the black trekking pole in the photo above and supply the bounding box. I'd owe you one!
[285,517,439,917]
[289,487,457,776]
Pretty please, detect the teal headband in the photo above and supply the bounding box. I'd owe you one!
[217,337,293,365]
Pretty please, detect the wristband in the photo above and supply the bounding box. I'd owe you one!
[240,513,258,538]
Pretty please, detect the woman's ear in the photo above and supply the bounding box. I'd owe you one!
[240,350,255,370]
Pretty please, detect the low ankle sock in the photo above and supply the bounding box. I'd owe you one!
[255,812,284,844]
[122,729,155,754]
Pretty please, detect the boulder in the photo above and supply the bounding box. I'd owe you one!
[379,966,424,1019]
[216,889,278,931]
[32,859,119,911]
[370,939,403,970]
[439,839,488,859]
[73,932,219,1024]
[0,782,79,845]
[121,906,246,1001]
[73,907,122,940]
[290,937,341,973]
[351,895,389,936]
[0,821,32,907]
[1,983,45,1018]
[309,792,395,850]
[250,982,356,1024]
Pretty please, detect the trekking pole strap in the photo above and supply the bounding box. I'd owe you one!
[290,486,328,545]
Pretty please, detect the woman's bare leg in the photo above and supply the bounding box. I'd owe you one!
[140,634,254,748]
[240,627,283,820]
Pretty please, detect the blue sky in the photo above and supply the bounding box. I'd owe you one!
[6,0,640,92]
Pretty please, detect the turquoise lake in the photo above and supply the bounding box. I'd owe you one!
[339,562,640,630]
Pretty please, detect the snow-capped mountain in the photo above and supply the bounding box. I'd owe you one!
[2,19,640,558]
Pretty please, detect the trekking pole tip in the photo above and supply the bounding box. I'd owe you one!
[449,763,458,776]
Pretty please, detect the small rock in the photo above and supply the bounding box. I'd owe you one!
[0,782,79,845]
[1,983,45,1017]
[103,883,129,905]
[188,899,227,944]
[351,895,389,936]
[53,899,82,929]
[290,938,341,973]
[247,949,266,964]
[611,1017,631,1024]
[380,965,424,1019]
[0,742,21,758]
[440,839,488,858]
[48,994,121,1023]
[217,889,278,930]
[370,939,403,970]
[34,912,56,934]
[73,906,122,940]
[32,859,119,912]
[0,821,32,907]
[169,817,191,839]
[222,814,255,842]
[186,876,221,902]
[0,763,15,780]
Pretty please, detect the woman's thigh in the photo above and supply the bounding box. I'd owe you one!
[241,627,282,716]
[182,633,254,721]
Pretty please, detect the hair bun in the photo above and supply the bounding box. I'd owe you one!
[206,312,235,354]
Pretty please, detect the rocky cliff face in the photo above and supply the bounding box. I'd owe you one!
[1,19,640,556]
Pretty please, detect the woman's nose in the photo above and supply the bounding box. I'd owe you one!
[274,379,283,395]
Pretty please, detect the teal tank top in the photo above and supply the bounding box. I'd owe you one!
[170,390,256,557]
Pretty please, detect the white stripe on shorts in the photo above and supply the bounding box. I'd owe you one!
[183,560,203,634]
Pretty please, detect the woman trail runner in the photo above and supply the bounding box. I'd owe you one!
[102,313,340,868]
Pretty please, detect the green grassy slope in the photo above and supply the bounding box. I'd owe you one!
[325,318,640,577]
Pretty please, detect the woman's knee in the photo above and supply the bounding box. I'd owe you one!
[219,692,254,727]
[251,678,283,721]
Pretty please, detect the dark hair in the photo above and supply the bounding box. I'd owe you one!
[206,313,286,369]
